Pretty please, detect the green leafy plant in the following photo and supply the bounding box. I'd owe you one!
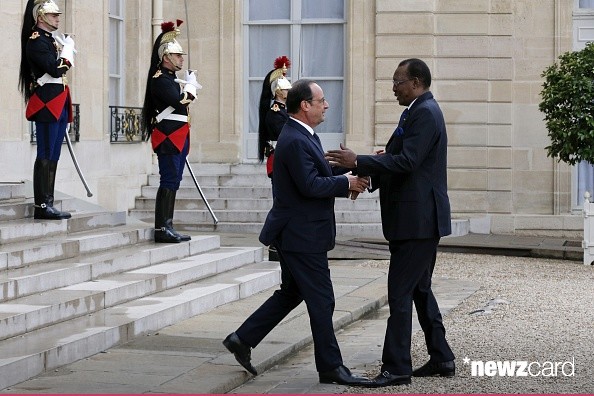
[540,41,594,165]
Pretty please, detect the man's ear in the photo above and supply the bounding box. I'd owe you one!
[300,100,309,112]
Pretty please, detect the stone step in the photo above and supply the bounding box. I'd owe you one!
[0,234,221,303]
[151,163,266,176]
[0,201,31,222]
[175,220,469,240]
[0,182,26,201]
[134,195,380,211]
[140,185,381,201]
[172,221,385,239]
[141,185,273,200]
[129,208,383,225]
[0,245,262,342]
[147,173,272,187]
[0,197,78,222]
[0,224,153,271]
[0,210,127,245]
[0,260,279,390]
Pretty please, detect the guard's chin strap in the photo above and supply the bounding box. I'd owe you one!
[165,53,183,71]
[38,16,59,31]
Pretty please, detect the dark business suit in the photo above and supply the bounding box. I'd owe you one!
[236,118,349,372]
[357,91,454,375]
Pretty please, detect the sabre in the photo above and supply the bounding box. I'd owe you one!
[185,158,218,225]
[64,125,93,197]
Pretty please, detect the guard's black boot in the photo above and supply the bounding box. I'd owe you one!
[154,187,182,243]
[33,159,71,220]
[168,189,191,241]
[47,160,71,218]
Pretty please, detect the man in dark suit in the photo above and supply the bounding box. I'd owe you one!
[325,58,455,387]
[223,79,371,386]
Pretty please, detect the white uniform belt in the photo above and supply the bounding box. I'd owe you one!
[37,73,63,86]
[160,114,188,122]
[155,106,175,122]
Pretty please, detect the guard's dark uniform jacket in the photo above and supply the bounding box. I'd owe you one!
[150,66,193,155]
[25,27,72,123]
[265,100,288,141]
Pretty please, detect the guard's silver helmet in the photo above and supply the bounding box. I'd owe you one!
[33,0,61,24]
[158,20,186,60]
[269,56,292,95]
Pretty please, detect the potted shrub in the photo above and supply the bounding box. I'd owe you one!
[540,41,594,165]
[540,41,594,264]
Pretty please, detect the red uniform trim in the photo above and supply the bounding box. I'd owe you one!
[46,90,68,120]
[151,129,167,150]
[25,94,45,120]
[151,124,190,153]
[25,87,72,122]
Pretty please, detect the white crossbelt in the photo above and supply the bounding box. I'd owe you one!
[160,114,188,122]
[37,73,64,86]
[156,106,188,123]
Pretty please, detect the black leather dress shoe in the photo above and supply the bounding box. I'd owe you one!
[412,359,455,377]
[319,365,373,386]
[222,332,257,375]
[369,371,411,387]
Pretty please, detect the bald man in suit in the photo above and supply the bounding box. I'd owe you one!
[223,79,372,387]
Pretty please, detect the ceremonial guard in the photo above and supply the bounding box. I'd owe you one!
[19,0,76,220]
[141,20,201,243]
[258,56,292,180]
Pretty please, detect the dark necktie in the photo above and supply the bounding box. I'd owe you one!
[313,133,322,149]
[395,108,409,136]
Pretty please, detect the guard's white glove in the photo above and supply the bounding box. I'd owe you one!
[176,70,202,97]
[53,32,77,66]
[184,70,202,89]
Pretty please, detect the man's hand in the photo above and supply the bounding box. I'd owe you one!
[347,175,370,200]
[346,174,369,198]
[326,143,358,168]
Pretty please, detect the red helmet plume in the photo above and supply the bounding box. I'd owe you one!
[274,56,291,71]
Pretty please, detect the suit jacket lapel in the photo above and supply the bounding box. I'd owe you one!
[385,91,434,150]
[287,119,331,173]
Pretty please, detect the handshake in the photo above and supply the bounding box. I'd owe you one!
[175,70,203,97]
[346,174,369,200]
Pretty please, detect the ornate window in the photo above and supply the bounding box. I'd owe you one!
[244,0,345,159]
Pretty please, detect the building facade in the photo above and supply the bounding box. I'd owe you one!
[2,0,593,236]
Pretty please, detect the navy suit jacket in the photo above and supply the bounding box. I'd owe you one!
[259,118,349,253]
[357,91,451,241]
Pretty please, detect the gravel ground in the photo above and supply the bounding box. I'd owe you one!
[350,252,594,394]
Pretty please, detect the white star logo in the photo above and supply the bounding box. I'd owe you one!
[463,356,471,365]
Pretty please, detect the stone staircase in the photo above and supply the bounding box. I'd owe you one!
[0,181,279,390]
[130,163,388,239]
[129,163,469,238]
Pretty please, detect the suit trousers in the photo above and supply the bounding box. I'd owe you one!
[381,237,454,375]
[235,247,343,372]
